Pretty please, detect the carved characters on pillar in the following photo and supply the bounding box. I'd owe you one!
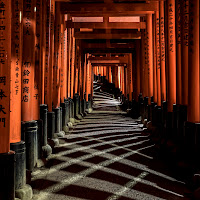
[0,0,11,153]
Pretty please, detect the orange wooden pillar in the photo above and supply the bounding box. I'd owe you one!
[109,66,112,83]
[167,0,176,112]
[176,0,182,105]
[67,28,71,98]
[155,11,161,107]
[140,30,145,97]
[60,14,67,103]
[127,54,133,101]
[83,54,87,99]
[115,66,119,89]
[143,30,148,99]
[181,0,189,106]
[160,1,166,102]
[136,42,141,99]
[10,0,22,146]
[146,14,153,104]
[121,67,125,95]
[45,0,54,112]
[187,0,199,123]
[22,0,36,122]
[103,66,106,77]
[41,0,46,105]
[34,0,43,119]
[153,14,157,104]
[74,45,79,95]
[0,0,11,154]
[0,2,16,199]
[53,2,61,108]
[70,30,75,98]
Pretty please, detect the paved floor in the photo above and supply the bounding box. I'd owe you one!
[31,83,191,200]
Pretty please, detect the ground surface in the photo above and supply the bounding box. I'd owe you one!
[31,82,191,200]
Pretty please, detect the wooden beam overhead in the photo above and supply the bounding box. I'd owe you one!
[66,21,146,29]
[66,11,154,17]
[91,63,127,67]
[60,1,158,13]
[75,32,141,39]
[89,56,128,63]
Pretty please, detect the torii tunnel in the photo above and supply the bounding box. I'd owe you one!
[0,0,200,199]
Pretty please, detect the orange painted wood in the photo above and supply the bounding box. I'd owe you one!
[45,0,54,112]
[67,28,71,98]
[140,31,144,96]
[86,62,90,101]
[127,54,133,100]
[143,30,148,98]
[188,0,199,123]
[70,31,75,98]
[109,66,112,83]
[155,10,161,106]
[61,14,67,102]
[34,0,43,120]
[53,2,61,108]
[22,0,36,121]
[63,18,68,101]
[160,1,166,102]
[103,67,107,77]
[44,0,50,108]
[181,0,189,106]
[176,0,182,105]
[0,0,11,153]
[10,0,22,144]
[153,14,157,103]
[167,0,176,112]
[147,14,153,104]
[41,0,46,105]
[83,54,87,98]
[121,67,125,94]
[136,40,141,98]
[74,45,79,94]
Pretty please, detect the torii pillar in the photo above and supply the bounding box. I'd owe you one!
[166,0,176,135]
[0,1,15,199]
[185,0,199,150]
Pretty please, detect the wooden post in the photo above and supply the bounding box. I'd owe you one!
[70,30,75,98]
[109,66,112,83]
[160,1,166,102]
[181,0,189,106]
[22,0,36,121]
[34,0,43,119]
[155,10,161,106]
[53,2,61,108]
[128,54,133,101]
[0,0,11,153]
[188,0,199,122]
[10,0,22,144]
[67,28,71,98]
[153,14,157,103]
[45,0,54,112]
[176,0,182,105]
[167,0,176,112]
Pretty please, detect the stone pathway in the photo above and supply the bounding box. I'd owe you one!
[31,83,191,200]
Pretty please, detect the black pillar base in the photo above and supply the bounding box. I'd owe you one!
[65,99,70,124]
[177,105,187,142]
[40,105,52,158]
[53,107,65,137]
[10,141,26,190]
[47,112,59,148]
[0,151,15,200]
[74,93,82,120]
[22,120,38,171]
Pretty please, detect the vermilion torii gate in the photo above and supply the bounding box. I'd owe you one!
[0,0,199,199]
